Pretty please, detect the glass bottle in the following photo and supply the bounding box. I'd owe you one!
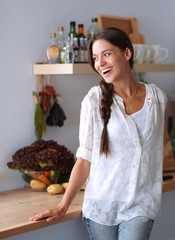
[87,18,100,40]
[47,33,60,64]
[168,116,173,136]
[65,37,74,64]
[77,24,85,46]
[78,37,85,63]
[69,21,77,41]
[84,38,88,63]
[72,37,79,63]
[57,26,65,63]
[168,116,175,157]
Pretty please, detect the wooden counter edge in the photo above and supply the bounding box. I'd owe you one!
[0,206,82,239]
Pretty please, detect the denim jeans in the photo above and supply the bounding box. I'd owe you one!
[84,216,154,240]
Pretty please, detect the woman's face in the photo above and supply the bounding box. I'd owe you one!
[92,39,131,84]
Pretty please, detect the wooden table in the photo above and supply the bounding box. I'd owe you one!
[0,189,84,239]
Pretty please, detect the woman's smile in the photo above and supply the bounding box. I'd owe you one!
[101,67,113,76]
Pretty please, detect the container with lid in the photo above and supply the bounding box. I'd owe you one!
[47,33,60,64]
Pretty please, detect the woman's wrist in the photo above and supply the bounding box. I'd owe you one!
[58,200,69,213]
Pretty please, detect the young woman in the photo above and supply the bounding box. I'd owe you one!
[30,28,167,240]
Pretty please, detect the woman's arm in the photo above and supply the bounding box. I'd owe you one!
[30,157,91,223]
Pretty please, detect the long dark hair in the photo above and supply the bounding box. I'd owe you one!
[88,27,134,157]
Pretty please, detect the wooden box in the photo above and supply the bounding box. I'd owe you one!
[97,14,145,44]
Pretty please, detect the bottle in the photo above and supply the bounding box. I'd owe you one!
[57,27,65,63]
[87,18,100,40]
[84,38,88,63]
[138,73,147,84]
[168,116,173,136]
[47,33,60,64]
[69,21,77,41]
[168,116,175,157]
[65,37,74,64]
[72,37,79,63]
[77,24,85,46]
[78,37,85,63]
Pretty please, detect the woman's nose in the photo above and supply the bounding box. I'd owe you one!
[98,56,106,66]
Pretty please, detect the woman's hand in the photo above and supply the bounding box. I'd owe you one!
[30,204,67,223]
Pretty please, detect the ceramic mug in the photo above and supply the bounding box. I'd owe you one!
[133,44,141,63]
[149,45,168,64]
[133,44,151,64]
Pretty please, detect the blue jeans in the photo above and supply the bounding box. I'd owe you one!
[84,217,154,240]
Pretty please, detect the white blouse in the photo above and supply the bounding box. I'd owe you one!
[76,83,167,226]
[130,84,148,138]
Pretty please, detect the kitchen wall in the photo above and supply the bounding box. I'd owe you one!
[1,0,175,239]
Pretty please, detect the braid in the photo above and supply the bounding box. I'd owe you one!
[100,80,114,157]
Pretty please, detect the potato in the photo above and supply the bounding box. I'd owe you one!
[47,184,64,195]
[30,179,46,190]
[62,182,69,191]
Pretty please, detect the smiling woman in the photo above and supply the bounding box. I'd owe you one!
[30,28,167,240]
[88,28,145,156]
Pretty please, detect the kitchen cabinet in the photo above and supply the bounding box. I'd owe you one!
[33,63,175,75]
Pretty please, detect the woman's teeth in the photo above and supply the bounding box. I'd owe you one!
[102,69,111,74]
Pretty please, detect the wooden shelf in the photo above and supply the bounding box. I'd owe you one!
[134,63,175,73]
[33,63,95,75]
[33,63,175,75]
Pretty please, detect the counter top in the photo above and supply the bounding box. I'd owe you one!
[0,189,84,239]
[1,175,175,240]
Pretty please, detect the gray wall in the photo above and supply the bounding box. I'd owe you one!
[1,0,175,239]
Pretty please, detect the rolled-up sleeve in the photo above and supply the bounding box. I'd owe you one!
[76,95,93,162]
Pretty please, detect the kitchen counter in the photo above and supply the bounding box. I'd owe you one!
[0,189,84,239]
[1,175,175,240]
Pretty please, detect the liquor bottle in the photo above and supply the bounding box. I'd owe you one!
[78,37,85,63]
[47,33,60,64]
[65,37,74,64]
[73,37,79,63]
[87,18,100,40]
[84,38,88,63]
[69,21,77,41]
[57,27,65,63]
[77,24,85,46]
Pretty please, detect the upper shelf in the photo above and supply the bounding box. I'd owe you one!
[33,63,95,75]
[33,63,175,75]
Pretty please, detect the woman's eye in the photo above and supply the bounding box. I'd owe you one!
[104,52,111,56]
[93,57,98,61]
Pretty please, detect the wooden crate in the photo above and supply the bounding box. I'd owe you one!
[97,14,145,44]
